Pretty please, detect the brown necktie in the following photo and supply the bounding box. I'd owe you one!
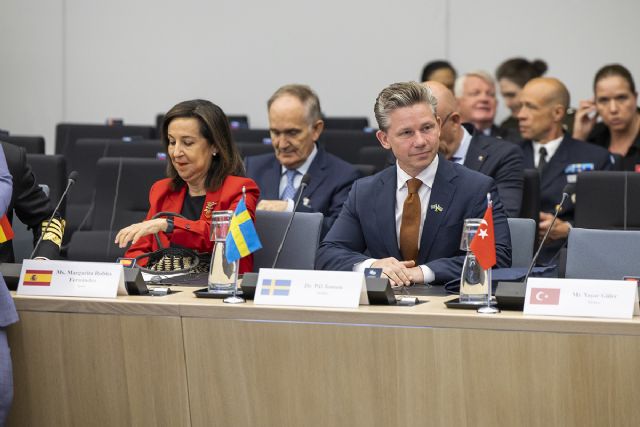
[400,178,422,262]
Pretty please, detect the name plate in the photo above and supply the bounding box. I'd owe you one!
[254,268,366,308]
[17,259,126,299]
[523,278,640,319]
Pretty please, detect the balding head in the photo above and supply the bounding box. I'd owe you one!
[517,77,569,143]
[425,81,457,115]
[424,81,464,159]
[525,77,570,112]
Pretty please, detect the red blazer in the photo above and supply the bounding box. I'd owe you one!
[125,175,260,273]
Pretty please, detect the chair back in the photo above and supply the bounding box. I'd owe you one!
[519,169,540,223]
[3,135,45,154]
[565,228,640,279]
[575,171,640,229]
[253,211,323,271]
[318,130,379,163]
[507,218,536,268]
[55,122,155,155]
[322,116,369,130]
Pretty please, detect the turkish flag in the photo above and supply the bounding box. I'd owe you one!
[529,288,561,305]
[470,204,496,270]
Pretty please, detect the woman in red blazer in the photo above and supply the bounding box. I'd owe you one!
[115,99,259,273]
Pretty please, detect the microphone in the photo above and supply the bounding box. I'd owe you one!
[522,192,569,283]
[29,171,79,259]
[495,192,569,310]
[272,173,311,268]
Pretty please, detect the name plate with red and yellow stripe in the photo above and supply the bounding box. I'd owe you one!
[17,259,127,298]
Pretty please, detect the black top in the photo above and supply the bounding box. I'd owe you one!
[586,122,640,171]
[181,194,206,221]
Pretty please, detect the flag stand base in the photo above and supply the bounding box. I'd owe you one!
[477,305,500,314]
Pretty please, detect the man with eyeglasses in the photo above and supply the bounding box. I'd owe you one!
[316,81,511,287]
[427,81,524,217]
[245,84,360,237]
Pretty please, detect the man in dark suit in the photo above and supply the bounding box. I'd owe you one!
[0,141,64,262]
[427,81,524,217]
[455,71,521,143]
[244,84,359,236]
[516,77,614,264]
[316,82,511,286]
[0,146,18,425]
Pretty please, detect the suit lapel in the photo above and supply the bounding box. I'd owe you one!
[464,133,488,171]
[417,157,456,262]
[375,167,401,259]
[521,141,535,168]
[262,159,282,200]
[300,146,327,200]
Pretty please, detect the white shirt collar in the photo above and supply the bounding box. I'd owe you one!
[280,143,318,175]
[451,126,473,164]
[395,155,439,191]
[532,135,563,165]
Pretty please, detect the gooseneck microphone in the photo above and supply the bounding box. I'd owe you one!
[522,192,569,284]
[271,173,311,268]
[29,171,79,259]
[494,192,569,310]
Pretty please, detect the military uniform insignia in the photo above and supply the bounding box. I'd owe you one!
[40,218,66,248]
[204,201,217,218]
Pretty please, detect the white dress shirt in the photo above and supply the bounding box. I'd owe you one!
[532,136,563,168]
[451,126,473,164]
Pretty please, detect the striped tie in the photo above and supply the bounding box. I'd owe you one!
[280,169,299,200]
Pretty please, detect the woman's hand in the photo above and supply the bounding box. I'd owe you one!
[115,218,168,248]
[572,99,598,141]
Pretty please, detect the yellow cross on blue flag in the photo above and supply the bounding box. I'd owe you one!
[225,198,262,263]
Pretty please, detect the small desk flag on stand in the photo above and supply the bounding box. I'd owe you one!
[470,199,496,270]
[0,215,14,243]
[225,196,262,264]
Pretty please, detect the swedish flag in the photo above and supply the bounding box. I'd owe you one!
[225,198,262,263]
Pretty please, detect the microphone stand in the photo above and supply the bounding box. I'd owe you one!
[29,172,78,259]
[272,175,310,268]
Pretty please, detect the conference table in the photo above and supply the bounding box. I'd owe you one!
[7,287,640,427]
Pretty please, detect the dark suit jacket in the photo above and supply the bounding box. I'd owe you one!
[315,156,512,285]
[518,134,614,263]
[124,175,259,274]
[489,124,521,143]
[245,145,360,236]
[463,124,524,217]
[0,142,59,263]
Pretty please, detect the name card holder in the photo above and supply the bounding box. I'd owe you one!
[254,268,366,308]
[523,278,640,319]
[17,259,126,299]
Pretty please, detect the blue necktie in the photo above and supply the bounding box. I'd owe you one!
[280,169,299,200]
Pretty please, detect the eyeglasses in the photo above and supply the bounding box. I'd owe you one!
[440,111,454,127]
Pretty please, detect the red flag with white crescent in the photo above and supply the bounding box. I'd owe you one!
[470,202,496,270]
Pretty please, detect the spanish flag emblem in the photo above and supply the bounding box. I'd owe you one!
[23,269,53,286]
[0,215,14,243]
